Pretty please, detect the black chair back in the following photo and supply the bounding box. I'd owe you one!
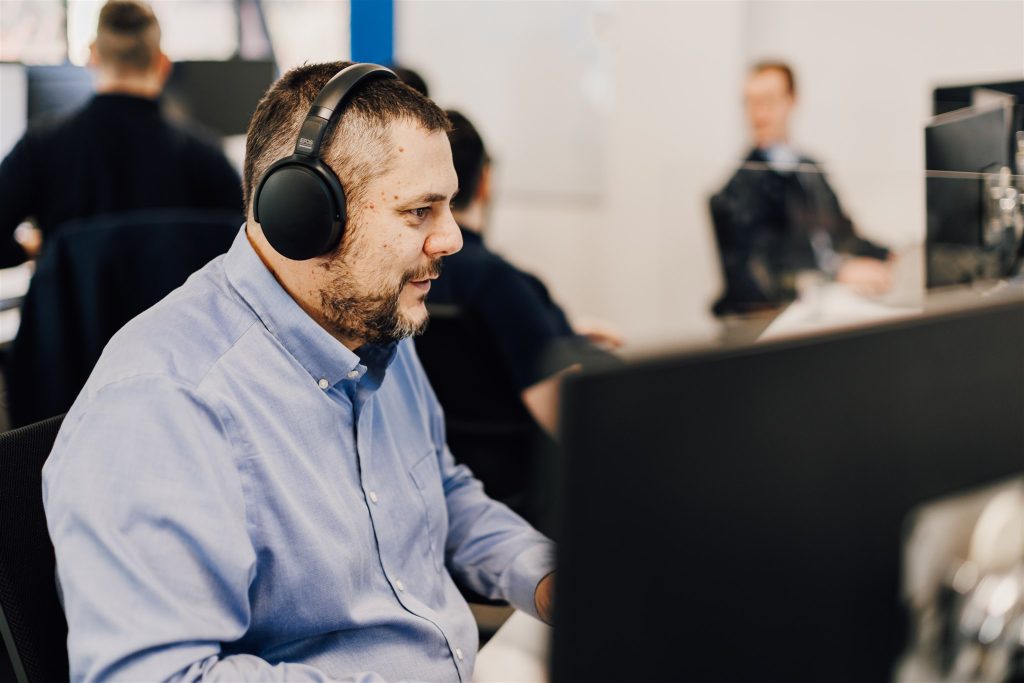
[7,209,240,426]
[0,414,67,683]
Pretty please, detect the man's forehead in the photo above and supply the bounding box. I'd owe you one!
[369,122,457,200]
[747,70,788,95]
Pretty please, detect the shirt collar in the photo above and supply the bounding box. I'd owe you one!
[223,225,362,389]
[762,143,801,171]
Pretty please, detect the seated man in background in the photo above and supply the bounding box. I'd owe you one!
[417,110,621,527]
[710,60,891,315]
[0,0,241,267]
[43,61,554,681]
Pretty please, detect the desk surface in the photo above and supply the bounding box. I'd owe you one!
[0,263,30,347]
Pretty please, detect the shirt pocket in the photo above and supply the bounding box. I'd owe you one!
[409,450,449,573]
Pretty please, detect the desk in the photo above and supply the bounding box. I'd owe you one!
[473,610,550,683]
[0,262,31,347]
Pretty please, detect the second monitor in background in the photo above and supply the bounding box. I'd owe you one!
[25,60,276,139]
[925,99,1021,287]
[162,59,276,138]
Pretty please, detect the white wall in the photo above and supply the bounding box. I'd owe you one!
[397,0,1024,351]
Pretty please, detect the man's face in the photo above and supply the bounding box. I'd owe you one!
[744,68,794,149]
[315,119,462,346]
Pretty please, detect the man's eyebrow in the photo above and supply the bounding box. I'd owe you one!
[402,192,450,205]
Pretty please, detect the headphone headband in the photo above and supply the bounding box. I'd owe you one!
[254,62,400,261]
[294,63,398,158]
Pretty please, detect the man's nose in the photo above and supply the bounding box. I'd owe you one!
[425,207,462,258]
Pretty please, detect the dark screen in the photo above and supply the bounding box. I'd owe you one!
[162,59,276,137]
[925,104,1014,286]
[552,294,1024,682]
[26,64,93,123]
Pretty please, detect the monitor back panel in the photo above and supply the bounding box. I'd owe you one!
[552,298,1024,682]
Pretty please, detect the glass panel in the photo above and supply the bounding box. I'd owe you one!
[262,0,349,73]
[0,0,67,64]
[66,0,237,66]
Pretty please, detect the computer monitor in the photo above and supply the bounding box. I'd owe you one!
[23,60,275,141]
[550,292,1024,682]
[925,102,1015,287]
[162,59,276,138]
[26,64,94,124]
[933,80,1024,158]
[0,63,28,159]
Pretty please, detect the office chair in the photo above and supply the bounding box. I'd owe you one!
[5,209,240,427]
[0,413,68,683]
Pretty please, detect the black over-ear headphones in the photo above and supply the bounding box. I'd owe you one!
[253,63,398,261]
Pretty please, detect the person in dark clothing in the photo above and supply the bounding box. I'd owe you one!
[710,61,891,315]
[0,0,241,268]
[417,110,621,526]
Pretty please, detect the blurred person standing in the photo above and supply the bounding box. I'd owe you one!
[0,0,241,267]
[710,61,891,315]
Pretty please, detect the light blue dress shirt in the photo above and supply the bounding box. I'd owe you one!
[42,227,556,683]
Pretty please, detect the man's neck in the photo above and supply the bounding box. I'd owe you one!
[94,76,161,100]
[245,225,365,351]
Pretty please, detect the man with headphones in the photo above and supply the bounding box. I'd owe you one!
[43,62,555,682]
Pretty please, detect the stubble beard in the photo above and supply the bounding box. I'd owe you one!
[319,246,442,345]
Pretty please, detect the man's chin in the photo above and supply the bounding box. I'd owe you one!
[398,303,429,337]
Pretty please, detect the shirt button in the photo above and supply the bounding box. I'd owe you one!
[395,579,405,592]
[317,378,329,389]
[369,491,378,504]
[347,370,359,379]
[455,647,464,661]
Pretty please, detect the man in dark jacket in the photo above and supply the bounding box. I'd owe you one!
[711,61,891,315]
[0,0,241,268]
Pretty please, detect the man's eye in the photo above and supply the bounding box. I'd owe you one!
[409,207,429,220]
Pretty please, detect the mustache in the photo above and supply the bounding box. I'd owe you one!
[402,258,443,286]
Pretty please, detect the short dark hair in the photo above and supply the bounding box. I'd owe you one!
[243,61,450,220]
[95,0,161,74]
[445,110,489,212]
[751,60,797,97]
[389,65,430,98]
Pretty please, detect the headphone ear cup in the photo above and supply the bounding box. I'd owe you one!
[256,163,346,261]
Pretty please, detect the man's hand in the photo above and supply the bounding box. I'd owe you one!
[534,572,555,624]
[573,317,625,351]
[836,257,892,297]
[14,224,42,260]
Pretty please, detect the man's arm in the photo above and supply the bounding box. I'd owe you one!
[474,261,583,435]
[520,364,580,437]
[43,376,408,683]
[437,440,556,620]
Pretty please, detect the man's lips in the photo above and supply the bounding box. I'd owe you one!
[408,278,434,292]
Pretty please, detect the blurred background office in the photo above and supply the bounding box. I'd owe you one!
[2,0,1022,351]
[1,2,1023,682]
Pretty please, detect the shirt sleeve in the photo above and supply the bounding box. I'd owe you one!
[408,353,556,617]
[439,443,556,619]
[42,376,424,683]
[472,259,578,391]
